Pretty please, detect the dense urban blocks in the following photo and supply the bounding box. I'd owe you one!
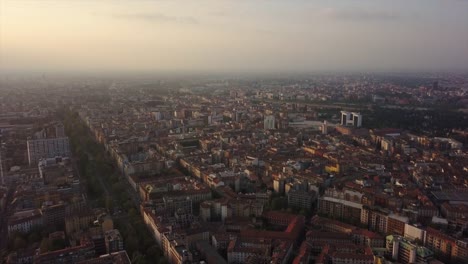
[0,74,467,264]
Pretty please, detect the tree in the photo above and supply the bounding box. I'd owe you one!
[27,231,41,244]
[128,207,138,218]
[105,195,114,212]
[271,197,287,210]
[132,251,145,264]
[39,238,50,253]
[146,245,162,260]
[125,235,139,256]
[299,208,312,218]
[157,258,169,264]
[112,182,126,194]
[13,236,27,250]
[50,239,67,251]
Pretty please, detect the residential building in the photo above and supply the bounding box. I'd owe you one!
[27,137,70,165]
[105,229,124,254]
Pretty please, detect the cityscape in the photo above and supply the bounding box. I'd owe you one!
[0,74,467,264]
[1,1,468,264]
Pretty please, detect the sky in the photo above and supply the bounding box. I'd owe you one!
[1,0,468,74]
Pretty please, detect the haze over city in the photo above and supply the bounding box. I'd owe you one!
[2,0,468,74]
[1,1,468,264]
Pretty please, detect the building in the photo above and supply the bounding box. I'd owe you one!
[152,196,193,217]
[387,214,409,236]
[105,229,124,254]
[360,206,388,234]
[311,216,357,235]
[306,231,353,254]
[318,243,375,264]
[88,227,107,257]
[386,235,434,264]
[318,196,362,224]
[340,111,362,127]
[7,209,43,234]
[351,229,385,248]
[76,251,131,264]
[424,227,456,263]
[404,224,426,242]
[38,157,74,185]
[34,238,95,264]
[321,121,328,135]
[287,189,316,210]
[453,240,468,264]
[195,241,228,264]
[27,137,71,165]
[65,209,95,235]
[273,177,286,194]
[227,238,270,264]
[341,111,352,126]
[42,203,66,228]
[351,112,362,127]
[264,115,276,130]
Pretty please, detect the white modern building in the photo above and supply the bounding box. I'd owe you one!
[341,111,362,127]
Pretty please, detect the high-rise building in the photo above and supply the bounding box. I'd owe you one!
[264,115,275,130]
[321,121,328,134]
[341,111,351,126]
[340,111,362,128]
[351,112,362,127]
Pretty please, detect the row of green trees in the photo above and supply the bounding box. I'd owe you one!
[60,109,167,264]
[363,107,468,137]
[8,227,67,253]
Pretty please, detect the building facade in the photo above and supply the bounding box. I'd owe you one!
[27,137,71,165]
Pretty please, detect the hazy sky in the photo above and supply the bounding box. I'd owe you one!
[1,0,468,74]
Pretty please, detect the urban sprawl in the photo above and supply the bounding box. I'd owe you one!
[0,75,467,264]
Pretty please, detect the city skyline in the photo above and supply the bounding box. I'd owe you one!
[1,0,468,74]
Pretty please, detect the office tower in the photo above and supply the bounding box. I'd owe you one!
[352,112,362,127]
[341,111,351,126]
[341,111,362,128]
